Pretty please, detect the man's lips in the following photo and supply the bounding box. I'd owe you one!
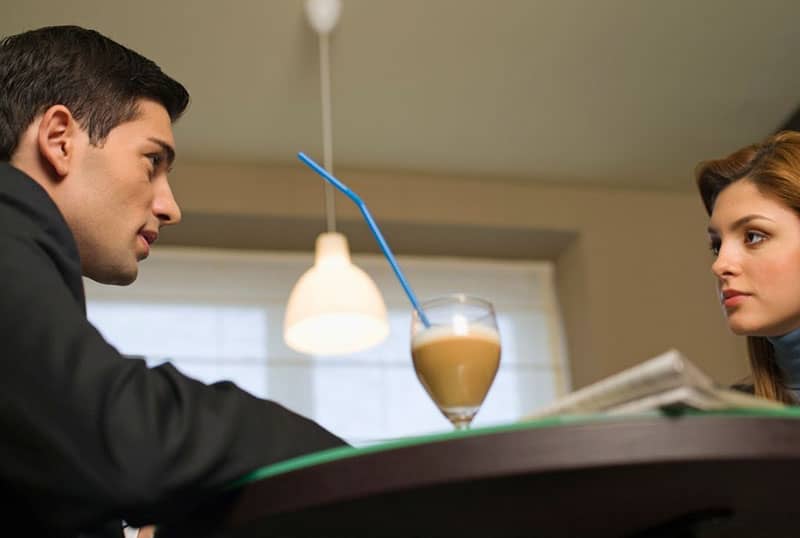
[140,230,158,245]
[137,230,158,259]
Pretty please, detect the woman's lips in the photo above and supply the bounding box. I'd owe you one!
[721,290,749,308]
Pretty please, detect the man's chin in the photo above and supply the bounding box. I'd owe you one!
[84,264,139,286]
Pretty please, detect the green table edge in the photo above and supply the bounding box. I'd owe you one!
[228,405,800,489]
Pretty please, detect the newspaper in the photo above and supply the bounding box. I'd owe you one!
[524,349,785,420]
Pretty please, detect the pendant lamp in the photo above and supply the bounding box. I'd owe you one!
[284,0,389,355]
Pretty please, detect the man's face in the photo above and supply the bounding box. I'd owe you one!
[66,99,181,285]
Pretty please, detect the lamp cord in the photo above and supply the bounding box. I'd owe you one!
[319,31,336,233]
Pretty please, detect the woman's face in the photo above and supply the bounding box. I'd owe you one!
[708,180,800,336]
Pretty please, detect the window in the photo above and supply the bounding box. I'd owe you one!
[85,247,569,444]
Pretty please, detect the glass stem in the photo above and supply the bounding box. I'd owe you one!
[453,420,471,431]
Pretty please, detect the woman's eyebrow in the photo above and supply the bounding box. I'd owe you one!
[707,214,774,234]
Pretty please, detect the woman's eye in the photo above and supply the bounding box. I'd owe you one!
[745,231,767,246]
[148,154,162,168]
[709,241,720,256]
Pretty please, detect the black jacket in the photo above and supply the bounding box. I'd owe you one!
[0,163,346,537]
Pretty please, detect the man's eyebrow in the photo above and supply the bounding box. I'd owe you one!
[147,137,176,168]
[707,214,775,234]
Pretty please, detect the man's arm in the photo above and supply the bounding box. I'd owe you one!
[0,234,346,534]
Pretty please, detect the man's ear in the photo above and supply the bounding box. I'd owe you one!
[36,105,79,179]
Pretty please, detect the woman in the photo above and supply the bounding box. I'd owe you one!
[696,130,800,403]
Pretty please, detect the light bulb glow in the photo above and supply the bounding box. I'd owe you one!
[284,233,389,355]
[286,313,388,355]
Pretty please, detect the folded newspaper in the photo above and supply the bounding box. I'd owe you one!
[524,349,785,419]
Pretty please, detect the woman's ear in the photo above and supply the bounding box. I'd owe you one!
[36,104,78,178]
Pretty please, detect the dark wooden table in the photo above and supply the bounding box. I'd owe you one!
[158,411,800,538]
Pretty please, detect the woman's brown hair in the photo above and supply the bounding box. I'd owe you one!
[696,130,800,403]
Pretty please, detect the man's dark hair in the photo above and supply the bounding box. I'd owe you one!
[0,25,190,161]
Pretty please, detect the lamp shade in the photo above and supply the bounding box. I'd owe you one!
[284,232,389,355]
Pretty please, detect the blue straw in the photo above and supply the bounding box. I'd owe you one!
[297,152,430,328]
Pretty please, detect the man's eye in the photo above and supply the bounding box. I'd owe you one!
[745,231,767,245]
[147,154,162,168]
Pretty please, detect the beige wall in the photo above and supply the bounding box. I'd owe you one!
[165,161,748,388]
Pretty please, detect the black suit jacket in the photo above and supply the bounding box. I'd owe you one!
[0,163,346,537]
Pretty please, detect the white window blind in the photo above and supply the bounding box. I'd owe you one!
[85,247,569,444]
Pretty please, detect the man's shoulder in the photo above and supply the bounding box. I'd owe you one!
[0,163,84,302]
[0,163,60,223]
[0,162,78,254]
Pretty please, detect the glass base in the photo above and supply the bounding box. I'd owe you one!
[441,405,479,430]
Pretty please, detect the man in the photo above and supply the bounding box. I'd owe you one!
[0,25,346,538]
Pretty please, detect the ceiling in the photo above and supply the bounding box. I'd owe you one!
[4,0,800,192]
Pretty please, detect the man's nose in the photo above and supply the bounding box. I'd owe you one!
[153,179,181,226]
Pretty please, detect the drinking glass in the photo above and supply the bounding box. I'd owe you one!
[411,294,501,430]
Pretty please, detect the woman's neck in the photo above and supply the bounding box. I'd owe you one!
[767,327,800,389]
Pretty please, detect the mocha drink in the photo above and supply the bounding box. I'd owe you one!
[411,325,501,411]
